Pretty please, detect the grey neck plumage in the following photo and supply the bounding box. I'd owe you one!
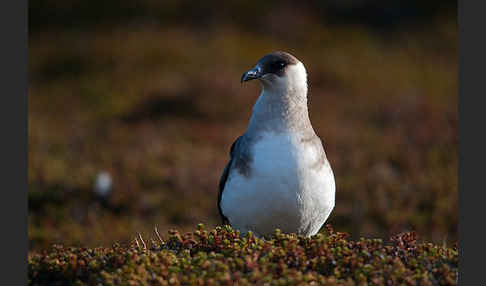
[246,83,315,136]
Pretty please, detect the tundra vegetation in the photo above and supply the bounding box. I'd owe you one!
[29,1,457,284]
[29,225,458,285]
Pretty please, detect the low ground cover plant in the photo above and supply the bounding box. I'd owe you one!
[29,224,457,285]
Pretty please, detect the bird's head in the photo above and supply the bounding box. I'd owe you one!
[241,51,307,94]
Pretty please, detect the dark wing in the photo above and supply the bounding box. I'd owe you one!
[217,136,242,225]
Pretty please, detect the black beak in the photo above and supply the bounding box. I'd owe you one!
[241,66,262,83]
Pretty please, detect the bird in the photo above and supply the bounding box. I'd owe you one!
[218,51,335,237]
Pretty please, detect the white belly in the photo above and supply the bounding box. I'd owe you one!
[220,133,335,237]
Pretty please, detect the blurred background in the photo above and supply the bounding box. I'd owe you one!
[28,0,457,251]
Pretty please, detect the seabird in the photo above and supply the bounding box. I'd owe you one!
[218,51,335,237]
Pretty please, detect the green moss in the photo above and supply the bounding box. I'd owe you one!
[29,226,457,285]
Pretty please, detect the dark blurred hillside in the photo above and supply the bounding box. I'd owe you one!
[28,1,457,250]
[29,0,456,32]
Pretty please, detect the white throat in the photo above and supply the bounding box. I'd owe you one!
[246,62,313,135]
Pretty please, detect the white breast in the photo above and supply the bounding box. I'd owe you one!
[220,132,335,237]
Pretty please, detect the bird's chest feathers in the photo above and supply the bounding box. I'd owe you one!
[246,133,315,188]
[221,131,334,236]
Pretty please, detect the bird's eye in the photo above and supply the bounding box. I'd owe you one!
[274,61,286,69]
